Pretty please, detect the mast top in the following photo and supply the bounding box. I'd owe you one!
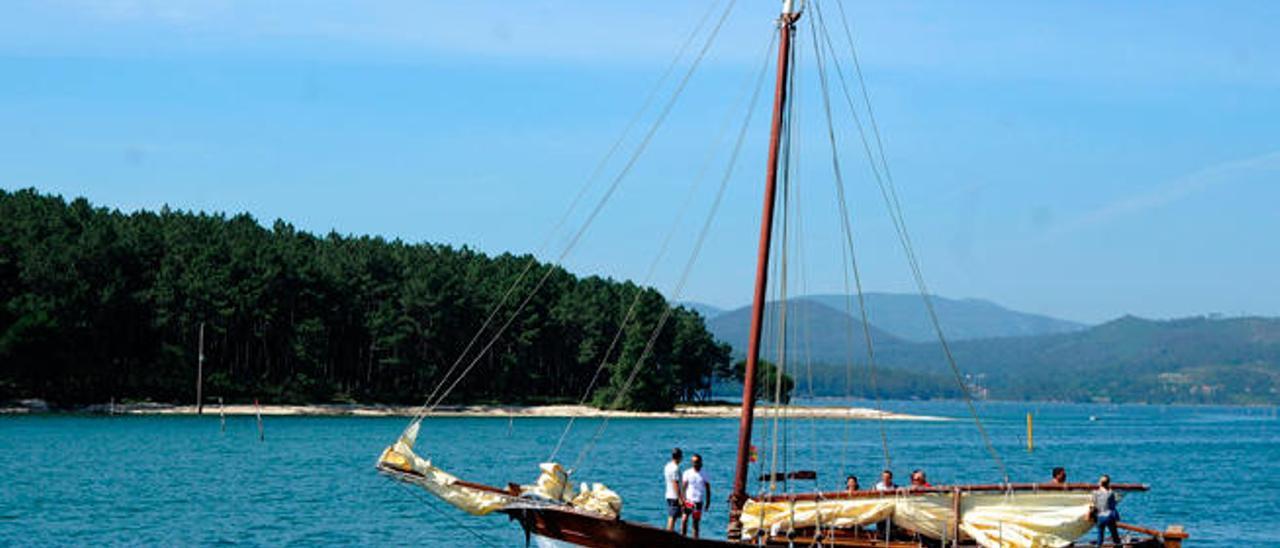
[781,0,804,16]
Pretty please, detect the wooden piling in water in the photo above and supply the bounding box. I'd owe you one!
[196,322,205,415]
[218,397,226,433]
[255,398,264,442]
[1026,412,1034,452]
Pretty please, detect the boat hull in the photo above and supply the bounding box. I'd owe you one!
[500,503,1183,548]
[502,503,732,548]
[501,503,925,548]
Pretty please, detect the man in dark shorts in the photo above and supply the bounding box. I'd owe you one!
[663,448,683,530]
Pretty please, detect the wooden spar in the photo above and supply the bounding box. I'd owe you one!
[729,2,801,538]
[753,482,1149,503]
[758,470,818,482]
[1118,522,1189,548]
[196,322,205,415]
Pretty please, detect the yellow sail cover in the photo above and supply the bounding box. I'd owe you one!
[741,491,1095,548]
[376,422,622,518]
[376,422,516,515]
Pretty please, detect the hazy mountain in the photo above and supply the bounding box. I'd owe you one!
[800,293,1086,342]
[706,299,901,363]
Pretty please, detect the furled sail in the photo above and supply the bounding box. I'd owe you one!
[376,422,622,519]
[740,491,1097,548]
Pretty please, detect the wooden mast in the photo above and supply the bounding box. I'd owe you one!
[728,0,801,540]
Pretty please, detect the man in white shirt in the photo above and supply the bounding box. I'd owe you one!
[663,448,683,531]
[680,453,711,538]
[874,469,896,491]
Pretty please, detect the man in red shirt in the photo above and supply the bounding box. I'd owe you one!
[909,469,932,489]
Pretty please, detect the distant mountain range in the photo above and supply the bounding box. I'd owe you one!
[682,294,1280,404]
[684,292,1085,343]
[704,299,901,363]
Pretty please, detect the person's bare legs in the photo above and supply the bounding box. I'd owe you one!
[691,514,701,539]
[680,511,689,536]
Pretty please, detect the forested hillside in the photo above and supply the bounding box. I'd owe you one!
[0,189,730,410]
[705,299,1280,404]
[874,315,1280,404]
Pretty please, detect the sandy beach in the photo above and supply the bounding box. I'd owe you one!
[1,400,949,421]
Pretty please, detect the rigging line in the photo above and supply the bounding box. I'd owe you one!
[781,31,801,493]
[767,29,799,495]
[547,29,779,464]
[391,481,504,547]
[810,2,891,470]
[816,1,1006,480]
[423,0,741,414]
[838,201,854,477]
[408,0,727,425]
[832,0,898,205]
[785,26,821,476]
[569,36,768,472]
[793,144,821,473]
[821,0,997,466]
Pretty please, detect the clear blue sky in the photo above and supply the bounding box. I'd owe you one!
[1,1,1277,324]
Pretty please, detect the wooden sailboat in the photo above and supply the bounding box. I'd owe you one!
[377,1,1189,546]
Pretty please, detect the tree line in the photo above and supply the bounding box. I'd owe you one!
[0,189,731,411]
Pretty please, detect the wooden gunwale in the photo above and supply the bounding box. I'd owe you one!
[754,482,1148,502]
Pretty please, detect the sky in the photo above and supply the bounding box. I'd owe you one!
[1,0,1277,324]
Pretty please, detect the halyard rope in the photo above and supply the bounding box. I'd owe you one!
[407,0,729,427]
[414,0,740,424]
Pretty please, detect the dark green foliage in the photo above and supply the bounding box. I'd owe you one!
[0,189,729,410]
[728,359,794,404]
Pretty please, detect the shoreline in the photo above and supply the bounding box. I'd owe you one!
[0,401,949,421]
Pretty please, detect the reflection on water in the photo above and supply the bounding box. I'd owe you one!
[1,400,1275,546]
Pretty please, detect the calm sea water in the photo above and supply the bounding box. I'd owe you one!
[2,401,1277,546]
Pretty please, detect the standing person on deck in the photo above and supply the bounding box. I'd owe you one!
[1092,474,1122,546]
[680,454,711,538]
[663,448,683,531]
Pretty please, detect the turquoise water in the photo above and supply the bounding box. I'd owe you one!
[2,401,1277,546]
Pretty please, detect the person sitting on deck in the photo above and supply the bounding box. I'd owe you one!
[873,470,895,491]
[680,454,711,539]
[1092,474,1122,546]
[1051,466,1067,485]
[909,469,932,489]
[663,448,683,531]
[845,474,860,494]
